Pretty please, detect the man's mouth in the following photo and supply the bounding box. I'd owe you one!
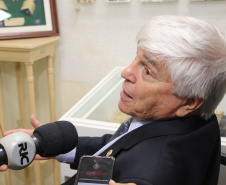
[121,89,133,100]
[125,90,132,98]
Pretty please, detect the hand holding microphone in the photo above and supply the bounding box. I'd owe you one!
[0,115,78,171]
[2,115,43,160]
[0,115,39,172]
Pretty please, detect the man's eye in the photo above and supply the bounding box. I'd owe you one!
[145,67,152,76]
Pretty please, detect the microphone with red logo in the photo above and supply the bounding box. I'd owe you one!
[0,121,78,170]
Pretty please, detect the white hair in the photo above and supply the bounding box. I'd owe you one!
[136,15,226,120]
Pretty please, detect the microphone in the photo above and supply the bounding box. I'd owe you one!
[0,121,78,170]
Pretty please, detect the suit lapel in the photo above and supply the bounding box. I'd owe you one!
[100,115,216,157]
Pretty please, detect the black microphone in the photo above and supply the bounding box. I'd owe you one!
[0,121,78,170]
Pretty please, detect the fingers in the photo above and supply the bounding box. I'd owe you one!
[30,114,42,129]
[34,154,56,160]
[0,164,8,172]
[4,115,42,137]
[109,180,116,185]
[1,114,44,172]
[109,180,136,185]
[4,128,34,137]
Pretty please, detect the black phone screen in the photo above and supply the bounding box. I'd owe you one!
[74,156,115,185]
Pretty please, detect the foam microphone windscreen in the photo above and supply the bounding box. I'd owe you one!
[33,121,78,157]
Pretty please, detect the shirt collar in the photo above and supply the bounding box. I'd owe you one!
[128,117,153,132]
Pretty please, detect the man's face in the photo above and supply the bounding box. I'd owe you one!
[118,49,184,120]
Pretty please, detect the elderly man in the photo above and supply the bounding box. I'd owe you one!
[1,15,226,185]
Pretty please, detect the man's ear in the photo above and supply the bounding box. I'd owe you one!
[176,97,204,117]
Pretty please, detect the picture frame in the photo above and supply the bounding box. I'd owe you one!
[0,0,59,40]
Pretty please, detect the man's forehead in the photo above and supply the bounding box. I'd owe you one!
[141,50,162,68]
[143,54,158,68]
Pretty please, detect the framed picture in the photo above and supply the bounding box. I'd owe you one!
[0,0,59,40]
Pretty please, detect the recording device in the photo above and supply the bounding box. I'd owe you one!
[75,156,115,185]
[0,121,78,170]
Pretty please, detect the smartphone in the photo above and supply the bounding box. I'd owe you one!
[74,155,115,185]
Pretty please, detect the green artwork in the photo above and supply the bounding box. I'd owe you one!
[0,0,46,28]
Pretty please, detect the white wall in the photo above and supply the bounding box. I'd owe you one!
[57,0,226,83]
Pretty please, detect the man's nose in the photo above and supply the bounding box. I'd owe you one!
[121,62,136,83]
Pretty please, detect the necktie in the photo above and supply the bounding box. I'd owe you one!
[108,116,133,143]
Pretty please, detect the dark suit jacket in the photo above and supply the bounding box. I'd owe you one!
[63,115,220,185]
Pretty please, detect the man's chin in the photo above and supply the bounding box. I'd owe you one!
[118,101,133,116]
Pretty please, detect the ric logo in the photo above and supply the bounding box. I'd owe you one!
[18,143,29,165]
[13,142,35,166]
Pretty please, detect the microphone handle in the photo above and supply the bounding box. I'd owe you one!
[0,146,7,165]
[0,134,39,168]
[0,132,36,170]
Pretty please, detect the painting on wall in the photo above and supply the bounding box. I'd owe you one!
[0,0,59,40]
